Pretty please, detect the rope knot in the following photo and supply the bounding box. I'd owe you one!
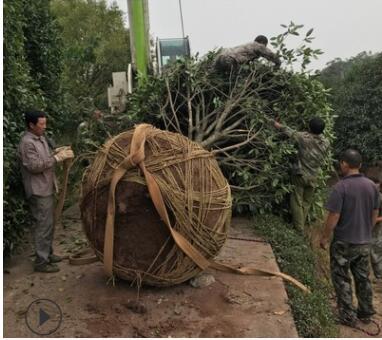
[119,155,137,170]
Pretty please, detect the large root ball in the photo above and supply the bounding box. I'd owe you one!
[81,125,231,286]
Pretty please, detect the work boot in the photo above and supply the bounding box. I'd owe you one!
[49,254,62,263]
[337,310,358,328]
[34,263,60,273]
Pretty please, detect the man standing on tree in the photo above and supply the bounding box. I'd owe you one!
[18,110,74,273]
[214,35,281,73]
[320,149,380,326]
[274,117,329,231]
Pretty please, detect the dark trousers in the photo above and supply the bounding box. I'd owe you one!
[28,195,55,265]
[330,240,375,320]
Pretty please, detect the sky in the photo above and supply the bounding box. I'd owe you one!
[112,0,382,70]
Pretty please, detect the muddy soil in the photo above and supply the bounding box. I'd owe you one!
[3,209,297,338]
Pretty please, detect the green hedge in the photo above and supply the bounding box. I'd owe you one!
[320,52,382,164]
[254,214,338,337]
[3,0,63,256]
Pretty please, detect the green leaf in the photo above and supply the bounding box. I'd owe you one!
[306,28,314,37]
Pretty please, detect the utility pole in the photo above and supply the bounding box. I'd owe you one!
[178,0,185,38]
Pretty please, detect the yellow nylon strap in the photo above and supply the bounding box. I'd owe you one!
[140,163,211,270]
[103,124,151,276]
[209,261,310,293]
[103,124,310,293]
[54,158,73,227]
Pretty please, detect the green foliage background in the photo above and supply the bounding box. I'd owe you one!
[320,52,382,164]
[3,0,63,255]
[51,0,131,134]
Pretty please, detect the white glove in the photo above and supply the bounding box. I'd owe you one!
[54,146,71,153]
[54,148,74,163]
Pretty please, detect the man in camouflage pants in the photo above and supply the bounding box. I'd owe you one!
[320,149,380,326]
[274,117,329,231]
[369,176,382,281]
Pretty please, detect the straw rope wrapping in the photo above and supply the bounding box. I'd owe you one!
[81,124,310,293]
[81,124,232,286]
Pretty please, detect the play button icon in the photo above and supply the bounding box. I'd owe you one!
[25,299,62,335]
[39,308,50,326]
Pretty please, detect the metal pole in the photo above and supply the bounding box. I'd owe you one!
[127,0,148,81]
[178,0,185,38]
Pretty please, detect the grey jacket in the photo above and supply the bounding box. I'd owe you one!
[18,131,57,198]
[217,41,280,65]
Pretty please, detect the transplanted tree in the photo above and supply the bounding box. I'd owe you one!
[81,23,335,216]
[320,52,382,164]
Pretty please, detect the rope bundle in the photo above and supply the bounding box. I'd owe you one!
[81,124,232,286]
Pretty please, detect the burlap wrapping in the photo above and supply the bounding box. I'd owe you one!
[81,125,232,286]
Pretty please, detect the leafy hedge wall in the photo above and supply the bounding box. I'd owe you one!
[320,52,382,164]
[3,0,63,256]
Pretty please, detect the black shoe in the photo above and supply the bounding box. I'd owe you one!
[34,263,60,273]
[49,254,62,263]
[358,317,371,324]
[357,311,375,324]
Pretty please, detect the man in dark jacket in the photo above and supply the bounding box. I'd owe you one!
[320,149,380,326]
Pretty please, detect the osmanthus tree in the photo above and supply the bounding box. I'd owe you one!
[320,52,382,164]
[82,23,335,216]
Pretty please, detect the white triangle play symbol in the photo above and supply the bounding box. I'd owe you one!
[39,308,50,326]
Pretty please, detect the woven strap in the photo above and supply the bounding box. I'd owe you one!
[54,157,73,227]
[69,248,98,265]
[103,124,310,293]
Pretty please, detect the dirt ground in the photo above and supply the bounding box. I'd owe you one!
[3,209,298,338]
